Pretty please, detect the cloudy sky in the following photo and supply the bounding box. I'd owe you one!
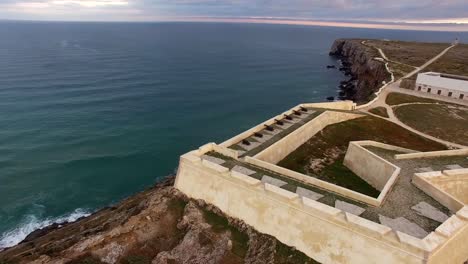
[0,0,467,29]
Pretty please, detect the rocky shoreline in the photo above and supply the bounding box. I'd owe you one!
[329,39,391,103]
[0,175,318,264]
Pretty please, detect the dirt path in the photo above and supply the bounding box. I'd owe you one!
[360,44,467,149]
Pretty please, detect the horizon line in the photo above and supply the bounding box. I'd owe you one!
[2,17,468,32]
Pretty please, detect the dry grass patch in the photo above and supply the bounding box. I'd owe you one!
[365,40,449,66]
[424,44,468,76]
[386,92,441,106]
[277,116,446,196]
[388,62,416,80]
[394,104,468,145]
[368,107,389,118]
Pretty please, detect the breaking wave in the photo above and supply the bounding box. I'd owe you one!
[0,208,91,251]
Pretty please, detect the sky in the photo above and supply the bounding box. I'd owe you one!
[0,0,468,31]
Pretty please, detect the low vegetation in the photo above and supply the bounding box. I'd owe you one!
[385,92,441,105]
[395,104,468,145]
[368,107,389,118]
[277,116,446,195]
[365,40,449,67]
[424,44,468,76]
[387,62,415,80]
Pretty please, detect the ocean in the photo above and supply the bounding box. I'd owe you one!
[0,21,467,249]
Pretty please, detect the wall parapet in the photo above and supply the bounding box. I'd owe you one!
[413,170,466,212]
[244,155,381,206]
[175,154,449,263]
[253,111,363,164]
[395,148,468,160]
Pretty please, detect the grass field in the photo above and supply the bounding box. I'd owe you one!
[394,104,468,145]
[424,44,468,76]
[365,40,449,67]
[368,107,389,118]
[387,62,416,80]
[386,92,441,105]
[277,116,446,195]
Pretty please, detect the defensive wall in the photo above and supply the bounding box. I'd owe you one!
[174,144,468,264]
[174,102,468,264]
[253,111,363,164]
[220,101,356,148]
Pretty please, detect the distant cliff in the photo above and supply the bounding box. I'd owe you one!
[329,39,390,103]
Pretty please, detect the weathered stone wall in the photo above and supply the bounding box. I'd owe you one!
[244,156,381,206]
[344,142,399,191]
[253,111,363,164]
[175,151,440,264]
[427,208,468,264]
[395,149,468,160]
[219,101,357,149]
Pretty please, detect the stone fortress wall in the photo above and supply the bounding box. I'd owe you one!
[174,102,468,264]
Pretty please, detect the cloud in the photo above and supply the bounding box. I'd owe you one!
[0,0,467,24]
[51,0,129,7]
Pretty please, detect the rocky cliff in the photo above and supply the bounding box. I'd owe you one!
[329,39,391,103]
[0,176,318,264]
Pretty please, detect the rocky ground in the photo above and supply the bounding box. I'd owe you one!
[0,176,318,264]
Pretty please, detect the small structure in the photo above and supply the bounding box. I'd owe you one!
[415,72,468,100]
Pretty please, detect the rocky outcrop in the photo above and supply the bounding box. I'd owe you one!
[0,176,317,264]
[330,39,391,103]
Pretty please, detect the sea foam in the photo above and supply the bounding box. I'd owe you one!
[0,208,91,251]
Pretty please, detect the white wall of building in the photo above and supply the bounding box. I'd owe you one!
[415,72,468,101]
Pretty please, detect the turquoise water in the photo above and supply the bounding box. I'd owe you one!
[0,21,466,248]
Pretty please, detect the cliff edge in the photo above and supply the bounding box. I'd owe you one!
[0,176,317,264]
[330,39,391,103]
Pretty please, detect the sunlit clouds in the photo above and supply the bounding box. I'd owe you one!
[0,0,467,31]
[51,0,129,7]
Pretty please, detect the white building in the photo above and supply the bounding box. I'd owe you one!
[415,72,468,101]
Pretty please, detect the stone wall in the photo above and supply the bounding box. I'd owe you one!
[413,170,467,212]
[244,156,381,206]
[253,111,363,164]
[395,149,468,160]
[219,101,357,149]
[344,142,400,191]
[175,144,468,264]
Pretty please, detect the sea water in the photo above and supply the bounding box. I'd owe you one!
[0,21,466,248]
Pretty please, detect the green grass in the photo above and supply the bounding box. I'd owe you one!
[368,107,389,118]
[206,151,366,207]
[202,209,249,258]
[386,92,441,105]
[395,104,468,145]
[277,115,446,196]
[320,160,380,198]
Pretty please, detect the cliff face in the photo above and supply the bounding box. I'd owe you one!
[330,39,390,103]
[0,176,317,264]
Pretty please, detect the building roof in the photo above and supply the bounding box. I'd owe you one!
[416,72,468,93]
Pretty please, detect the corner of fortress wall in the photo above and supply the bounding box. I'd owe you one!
[174,153,468,264]
[174,103,468,264]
